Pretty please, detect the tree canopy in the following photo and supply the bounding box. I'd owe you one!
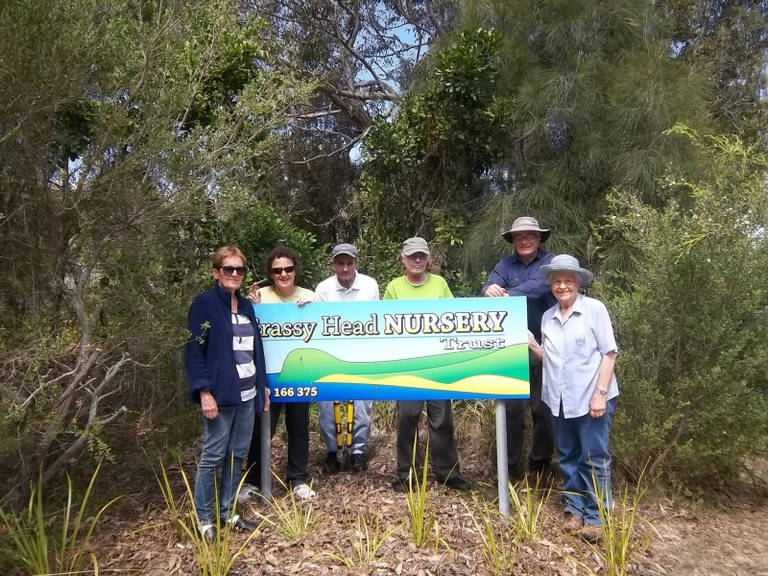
[0,0,766,495]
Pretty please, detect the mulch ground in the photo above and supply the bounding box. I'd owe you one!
[86,406,768,575]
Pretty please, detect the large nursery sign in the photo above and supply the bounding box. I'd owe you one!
[254,297,530,402]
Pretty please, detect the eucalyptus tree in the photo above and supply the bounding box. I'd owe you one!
[358,28,506,287]
[237,0,458,240]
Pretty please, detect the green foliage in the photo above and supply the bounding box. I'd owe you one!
[656,0,768,142]
[216,200,327,290]
[0,463,118,575]
[598,125,768,487]
[360,28,506,282]
[256,478,318,542]
[0,0,316,492]
[402,438,441,549]
[507,474,551,541]
[590,472,655,576]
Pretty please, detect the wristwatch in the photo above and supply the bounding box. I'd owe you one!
[596,388,608,396]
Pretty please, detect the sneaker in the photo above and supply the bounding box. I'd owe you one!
[562,512,583,534]
[442,476,472,491]
[350,453,367,472]
[324,452,340,474]
[200,523,216,543]
[391,478,409,493]
[580,524,603,543]
[227,514,257,532]
[292,483,317,501]
[237,483,260,504]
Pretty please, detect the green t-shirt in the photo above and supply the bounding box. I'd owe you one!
[257,285,316,303]
[382,274,453,300]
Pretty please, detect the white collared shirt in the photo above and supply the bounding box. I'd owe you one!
[314,272,380,302]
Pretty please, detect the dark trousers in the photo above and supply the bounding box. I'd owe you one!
[505,357,554,472]
[396,400,460,482]
[246,401,310,488]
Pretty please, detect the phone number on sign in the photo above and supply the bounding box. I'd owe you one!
[271,386,318,399]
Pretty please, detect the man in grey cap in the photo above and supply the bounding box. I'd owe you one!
[384,237,471,492]
[483,217,557,479]
[315,243,380,472]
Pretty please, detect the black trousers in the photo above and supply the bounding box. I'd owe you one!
[246,401,310,488]
[396,400,461,482]
[505,357,554,472]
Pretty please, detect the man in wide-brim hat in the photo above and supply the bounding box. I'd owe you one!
[483,216,556,480]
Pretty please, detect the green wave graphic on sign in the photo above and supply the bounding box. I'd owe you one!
[277,343,529,384]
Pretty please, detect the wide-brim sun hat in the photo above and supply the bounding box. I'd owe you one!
[501,216,551,244]
[540,254,594,286]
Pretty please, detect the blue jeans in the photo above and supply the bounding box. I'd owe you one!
[318,400,372,454]
[193,398,255,524]
[552,398,615,526]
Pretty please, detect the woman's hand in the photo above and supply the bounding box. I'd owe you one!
[200,391,219,419]
[527,330,543,361]
[589,392,607,418]
[263,387,271,412]
[246,283,262,304]
[296,298,312,307]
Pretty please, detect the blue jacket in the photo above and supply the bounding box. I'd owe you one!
[185,283,269,410]
[482,249,557,341]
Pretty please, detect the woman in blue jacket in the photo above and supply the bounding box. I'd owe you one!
[185,246,269,541]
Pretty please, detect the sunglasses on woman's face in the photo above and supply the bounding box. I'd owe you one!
[219,266,247,277]
[270,266,296,275]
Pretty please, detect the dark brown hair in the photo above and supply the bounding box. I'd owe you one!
[265,245,300,282]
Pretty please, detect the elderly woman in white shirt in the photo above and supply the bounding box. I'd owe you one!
[527,254,618,543]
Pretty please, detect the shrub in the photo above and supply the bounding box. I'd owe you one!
[598,126,768,488]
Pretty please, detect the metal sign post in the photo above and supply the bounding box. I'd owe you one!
[495,400,510,517]
[259,409,271,500]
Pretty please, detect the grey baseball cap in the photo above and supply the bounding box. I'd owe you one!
[401,237,430,256]
[330,243,358,259]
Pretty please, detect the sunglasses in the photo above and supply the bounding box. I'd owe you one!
[270,266,296,275]
[219,266,247,277]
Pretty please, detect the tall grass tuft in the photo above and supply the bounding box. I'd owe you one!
[468,495,518,574]
[590,472,656,576]
[153,458,261,576]
[508,473,550,541]
[0,461,118,575]
[254,477,317,541]
[401,435,441,549]
[320,510,399,568]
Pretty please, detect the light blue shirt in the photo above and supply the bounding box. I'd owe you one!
[541,294,619,418]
